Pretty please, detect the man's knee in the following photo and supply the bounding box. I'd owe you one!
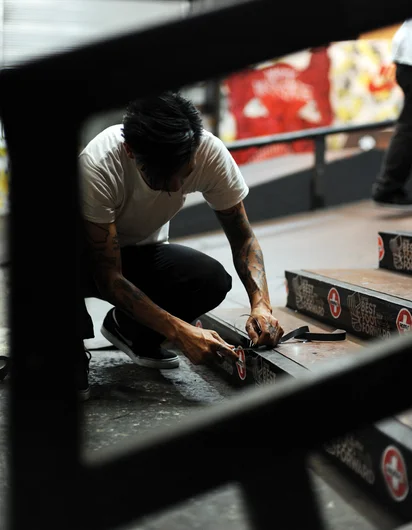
[202,260,232,306]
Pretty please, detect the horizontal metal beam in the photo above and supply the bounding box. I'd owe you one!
[1,2,411,119]
[82,332,412,529]
[225,119,396,151]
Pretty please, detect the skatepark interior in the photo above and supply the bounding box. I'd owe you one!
[82,202,411,529]
[1,203,411,530]
[1,1,412,530]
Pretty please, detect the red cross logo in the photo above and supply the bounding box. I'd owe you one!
[396,308,412,334]
[381,445,409,501]
[378,235,385,261]
[328,287,341,319]
[236,347,247,380]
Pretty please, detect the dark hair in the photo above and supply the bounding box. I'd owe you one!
[121,91,203,182]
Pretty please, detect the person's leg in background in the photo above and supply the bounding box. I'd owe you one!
[372,63,412,207]
[100,243,233,368]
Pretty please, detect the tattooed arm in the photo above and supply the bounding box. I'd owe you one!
[215,202,283,346]
[83,221,237,364]
[84,221,182,339]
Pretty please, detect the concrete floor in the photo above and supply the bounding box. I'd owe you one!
[0,341,404,530]
[0,200,411,529]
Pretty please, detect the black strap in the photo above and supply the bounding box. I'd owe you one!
[237,326,347,354]
[279,326,346,343]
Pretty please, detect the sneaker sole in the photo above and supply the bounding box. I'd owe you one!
[100,326,179,369]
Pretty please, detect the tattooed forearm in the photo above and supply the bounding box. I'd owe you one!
[215,202,270,306]
[106,275,181,339]
[84,221,179,338]
[107,276,166,323]
[113,277,145,302]
[233,236,269,302]
[215,203,253,247]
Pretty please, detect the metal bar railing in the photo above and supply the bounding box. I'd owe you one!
[225,119,396,151]
[225,119,396,210]
[1,1,412,529]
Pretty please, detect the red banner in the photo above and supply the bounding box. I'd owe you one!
[225,48,333,165]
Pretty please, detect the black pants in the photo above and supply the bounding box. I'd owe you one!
[80,243,233,348]
[373,63,412,195]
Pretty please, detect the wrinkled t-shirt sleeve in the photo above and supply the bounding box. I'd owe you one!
[79,154,116,224]
[201,135,249,211]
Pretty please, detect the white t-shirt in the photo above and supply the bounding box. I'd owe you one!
[79,125,249,247]
[392,20,412,66]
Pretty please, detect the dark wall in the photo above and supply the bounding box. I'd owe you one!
[169,149,412,239]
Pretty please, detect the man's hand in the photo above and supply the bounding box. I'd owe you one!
[245,307,284,347]
[215,202,283,347]
[174,324,238,365]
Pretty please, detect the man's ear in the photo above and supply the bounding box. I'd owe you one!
[123,142,135,159]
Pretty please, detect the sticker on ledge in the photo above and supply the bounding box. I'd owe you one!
[236,347,246,380]
[195,320,203,328]
[328,287,341,319]
[378,234,385,261]
[381,445,409,502]
[396,308,412,334]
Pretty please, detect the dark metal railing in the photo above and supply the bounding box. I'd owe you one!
[225,119,396,152]
[226,119,396,209]
[1,0,412,529]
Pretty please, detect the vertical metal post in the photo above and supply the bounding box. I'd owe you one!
[1,82,82,530]
[241,452,325,530]
[212,79,222,138]
[311,136,326,210]
[205,78,222,138]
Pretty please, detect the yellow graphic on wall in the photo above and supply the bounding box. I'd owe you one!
[327,39,402,149]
